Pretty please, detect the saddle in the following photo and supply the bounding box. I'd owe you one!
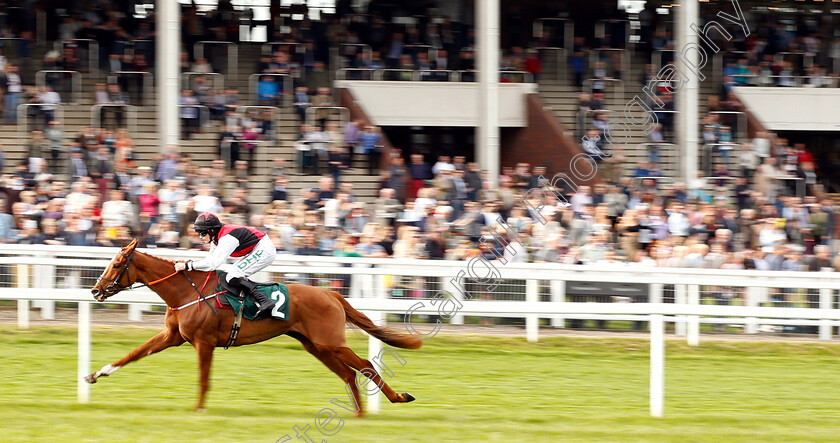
[214,271,290,322]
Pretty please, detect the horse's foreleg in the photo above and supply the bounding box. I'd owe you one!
[194,339,215,412]
[85,329,185,384]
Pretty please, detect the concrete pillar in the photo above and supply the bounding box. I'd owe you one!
[157,0,181,150]
[476,0,500,186]
[676,1,699,186]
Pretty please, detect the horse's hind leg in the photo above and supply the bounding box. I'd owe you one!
[324,345,414,404]
[290,333,366,417]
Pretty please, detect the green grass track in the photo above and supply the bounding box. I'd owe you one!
[2,325,840,442]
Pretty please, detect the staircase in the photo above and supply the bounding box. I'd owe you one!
[536,50,742,185]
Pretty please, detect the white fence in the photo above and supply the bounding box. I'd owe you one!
[2,244,840,417]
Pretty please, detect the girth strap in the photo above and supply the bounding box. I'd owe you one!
[225,298,245,350]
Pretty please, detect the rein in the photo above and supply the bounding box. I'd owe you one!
[148,271,180,286]
[168,292,224,312]
[179,270,220,315]
[98,251,219,315]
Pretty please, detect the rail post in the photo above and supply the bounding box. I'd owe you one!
[445,273,464,325]
[526,279,539,342]
[550,280,565,328]
[674,284,687,336]
[366,273,387,414]
[687,284,700,346]
[819,286,832,340]
[650,313,665,418]
[78,300,91,404]
[32,250,55,319]
[745,286,759,334]
[16,262,29,330]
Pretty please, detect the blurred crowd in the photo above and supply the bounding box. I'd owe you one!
[2,150,839,278]
[0,2,837,288]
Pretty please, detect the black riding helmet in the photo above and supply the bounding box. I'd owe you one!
[194,212,223,241]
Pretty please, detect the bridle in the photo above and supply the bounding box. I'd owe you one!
[96,249,141,296]
[94,247,218,314]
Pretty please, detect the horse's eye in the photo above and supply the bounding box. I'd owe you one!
[113,264,122,269]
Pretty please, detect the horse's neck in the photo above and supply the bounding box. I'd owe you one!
[134,252,197,307]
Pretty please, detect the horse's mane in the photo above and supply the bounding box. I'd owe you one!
[135,248,178,265]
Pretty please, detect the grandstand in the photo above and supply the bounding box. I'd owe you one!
[6,2,840,440]
[0,0,838,273]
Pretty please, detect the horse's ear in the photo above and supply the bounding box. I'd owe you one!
[126,238,139,251]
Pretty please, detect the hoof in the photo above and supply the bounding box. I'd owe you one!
[354,411,365,418]
[84,374,97,384]
[403,392,415,403]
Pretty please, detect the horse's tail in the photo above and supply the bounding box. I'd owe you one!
[329,291,423,350]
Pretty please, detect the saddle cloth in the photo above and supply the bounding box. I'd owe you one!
[215,271,290,321]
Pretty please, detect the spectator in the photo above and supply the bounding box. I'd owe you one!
[37,86,61,127]
[424,228,447,260]
[130,166,155,198]
[344,203,370,235]
[257,75,280,106]
[299,123,328,174]
[293,86,311,122]
[191,75,212,105]
[271,176,288,202]
[138,182,161,228]
[355,230,387,258]
[192,183,221,214]
[752,131,771,159]
[101,189,135,231]
[782,246,805,272]
[272,157,288,177]
[3,65,23,123]
[27,129,47,169]
[754,157,781,200]
[807,245,834,272]
[43,120,65,174]
[0,197,15,243]
[154,147,180,183]
[344,119,362,170]
[191,57,213,73]
[179,89,200,139]
[240,121,261,174]
[316,177,335,208]
[582,128,605,159]
[324,121,346,182]
[69,148,89,180]
[372,188,403,227]
[387,157,410,200]
[359,125,382,174]
[89,145,113,197]
[158,179,186,224]
[310,87,335,129]
[431,155,455,176]
[217,124,240,168]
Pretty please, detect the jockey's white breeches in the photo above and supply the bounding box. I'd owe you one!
[224,235,276,282]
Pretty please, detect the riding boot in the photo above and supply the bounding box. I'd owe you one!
[221,277,246,301]
[234,277,276,318]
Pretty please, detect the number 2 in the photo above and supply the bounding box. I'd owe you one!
[270,290,286,319]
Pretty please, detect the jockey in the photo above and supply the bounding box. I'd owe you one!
[175,212,277,317]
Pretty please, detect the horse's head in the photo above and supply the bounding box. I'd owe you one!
[91,239,140,302]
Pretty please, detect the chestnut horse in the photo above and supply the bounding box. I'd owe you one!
[86,239,420,414]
